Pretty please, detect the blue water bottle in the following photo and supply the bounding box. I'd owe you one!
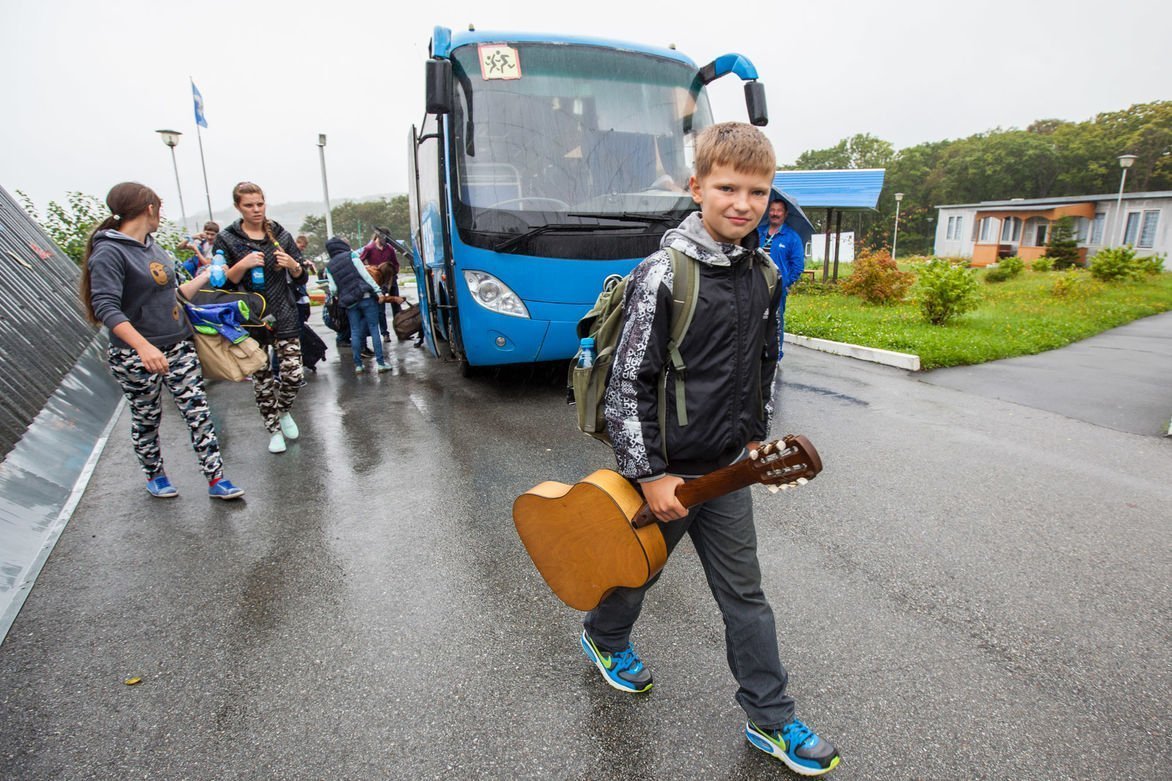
[578,337,595,369]
[209,250,228,287]
[250,252,265,289]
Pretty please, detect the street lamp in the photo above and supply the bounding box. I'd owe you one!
[317,133,334,238]
[1114,154,1137,246]
[892,192,904,259]
[155,129,189,232]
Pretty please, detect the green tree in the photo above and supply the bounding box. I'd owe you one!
[787,133,895,171]
[1046,217,1081,269]
[18,190,106,264]
[300,195,411,258]
[789,100,1172,257]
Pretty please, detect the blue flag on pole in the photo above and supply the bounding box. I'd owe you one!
[192,80,208,128]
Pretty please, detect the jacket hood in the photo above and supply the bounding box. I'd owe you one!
[92,229,157,250]
[325,236,352,259]
[660,212,758,268]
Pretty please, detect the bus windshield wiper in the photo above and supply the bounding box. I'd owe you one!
[494,222,638,252]
[567,211,682,224]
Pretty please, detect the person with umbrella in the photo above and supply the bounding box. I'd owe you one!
[758,193,808,358]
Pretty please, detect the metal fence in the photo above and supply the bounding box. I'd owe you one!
[0,185,100,459]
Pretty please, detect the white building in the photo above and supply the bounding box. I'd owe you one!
[933,191,1171,267]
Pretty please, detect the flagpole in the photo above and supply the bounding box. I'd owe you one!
[195,123,213,223]
[190,77,214,223]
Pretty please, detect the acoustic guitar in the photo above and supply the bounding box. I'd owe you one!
[512,434,822,611]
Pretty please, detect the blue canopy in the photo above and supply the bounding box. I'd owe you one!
[772,169,886,211]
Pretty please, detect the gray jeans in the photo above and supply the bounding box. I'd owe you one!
[584,485,795,729]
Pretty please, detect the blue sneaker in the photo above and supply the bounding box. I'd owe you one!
[208,479,244,500]
[146,475,178,498]
[580,630,652,693]
[745,719,840,776]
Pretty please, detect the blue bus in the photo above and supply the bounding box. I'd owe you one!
[408,26,768,372]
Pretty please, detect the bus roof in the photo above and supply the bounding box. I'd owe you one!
[433,26,697,68]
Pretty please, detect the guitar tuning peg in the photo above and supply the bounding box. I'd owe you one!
[750,448,759,460]
[766,484,780,494]
[762,442,775,455]
[796,477,808,486]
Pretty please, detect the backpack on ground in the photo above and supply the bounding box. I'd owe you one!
[568,247,778,455]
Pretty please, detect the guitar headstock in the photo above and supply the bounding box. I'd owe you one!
[749,434,823,492]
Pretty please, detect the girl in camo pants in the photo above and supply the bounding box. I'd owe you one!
[82,182,244,500]
[213,182,311,455]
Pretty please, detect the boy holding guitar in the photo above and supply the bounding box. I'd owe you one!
[581,122,840,776]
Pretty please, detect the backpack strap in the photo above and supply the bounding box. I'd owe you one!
[657,248,700,448]
[756,248,780,297]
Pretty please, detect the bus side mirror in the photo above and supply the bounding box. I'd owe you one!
[426,59,453,115]
[745,82,768,127]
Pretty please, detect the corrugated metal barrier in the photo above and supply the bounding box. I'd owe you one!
[0,184,123,642]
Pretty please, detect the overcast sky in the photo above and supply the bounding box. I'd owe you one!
[2,0,1167,230]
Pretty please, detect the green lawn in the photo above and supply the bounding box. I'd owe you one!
[786,267,1172,369]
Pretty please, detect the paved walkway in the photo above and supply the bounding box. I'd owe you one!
[919,311,1172,437]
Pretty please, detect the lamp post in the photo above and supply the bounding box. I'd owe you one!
[155,129,189,232]
[317,134,334,239]
[1114,154,1137,246]
[892,192,904,259]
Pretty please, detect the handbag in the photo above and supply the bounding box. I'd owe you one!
[192,332,268,382]
[392,301,422,341]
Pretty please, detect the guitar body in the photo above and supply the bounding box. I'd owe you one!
[513,435,822,613]
[512,469,667,612]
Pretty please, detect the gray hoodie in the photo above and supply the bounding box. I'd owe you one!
[87,230,191,349]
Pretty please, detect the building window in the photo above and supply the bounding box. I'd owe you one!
[1090,213,1105,245]
[979,217,996,242]
[954,216,962,242]
[1034,222,1049,247]
[1071,217,1088,243]
[946,216,955,240]
[1138,211,1159,248]
[999,216,1021,243]
[1023,217,1047,247]
[1123,212,1140,246]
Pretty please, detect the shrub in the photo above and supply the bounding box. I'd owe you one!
[984,267,1012,283]
[1090,246,1143,282]
[840,248,914,304]
[999,256,1025,277]
[789,277,839,297]
[1046,217,1082,269]
[1052,269,1101,299]
[916,258,981,325]
[1134,253,1165,276]
[1030,256,1054,272]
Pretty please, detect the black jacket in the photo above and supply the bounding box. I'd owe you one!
[604,213,782,479]
[212,219,307,339]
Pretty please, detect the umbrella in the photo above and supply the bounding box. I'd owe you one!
[762,188,814,247]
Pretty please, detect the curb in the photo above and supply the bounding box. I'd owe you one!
[784,333,921,371]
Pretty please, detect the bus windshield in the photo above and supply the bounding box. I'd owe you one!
[449,43,714,225]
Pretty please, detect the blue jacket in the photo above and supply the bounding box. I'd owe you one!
[757,222,805,290]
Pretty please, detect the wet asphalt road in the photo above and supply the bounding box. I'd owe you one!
[0,318,1169,780]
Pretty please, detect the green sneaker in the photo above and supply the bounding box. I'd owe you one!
[580,630,652,693]
[745,718,840,776]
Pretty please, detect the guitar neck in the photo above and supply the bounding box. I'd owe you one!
[629,459,759,528]
[676,459,759,508]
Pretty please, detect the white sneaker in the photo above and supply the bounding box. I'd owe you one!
[268,432,287,453]
[279,413,299,440]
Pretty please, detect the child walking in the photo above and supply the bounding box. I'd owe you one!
[581,123,840,776]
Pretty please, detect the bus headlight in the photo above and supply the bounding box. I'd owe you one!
[463,270,529,318]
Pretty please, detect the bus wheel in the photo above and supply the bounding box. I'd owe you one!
[459,358,480,378]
